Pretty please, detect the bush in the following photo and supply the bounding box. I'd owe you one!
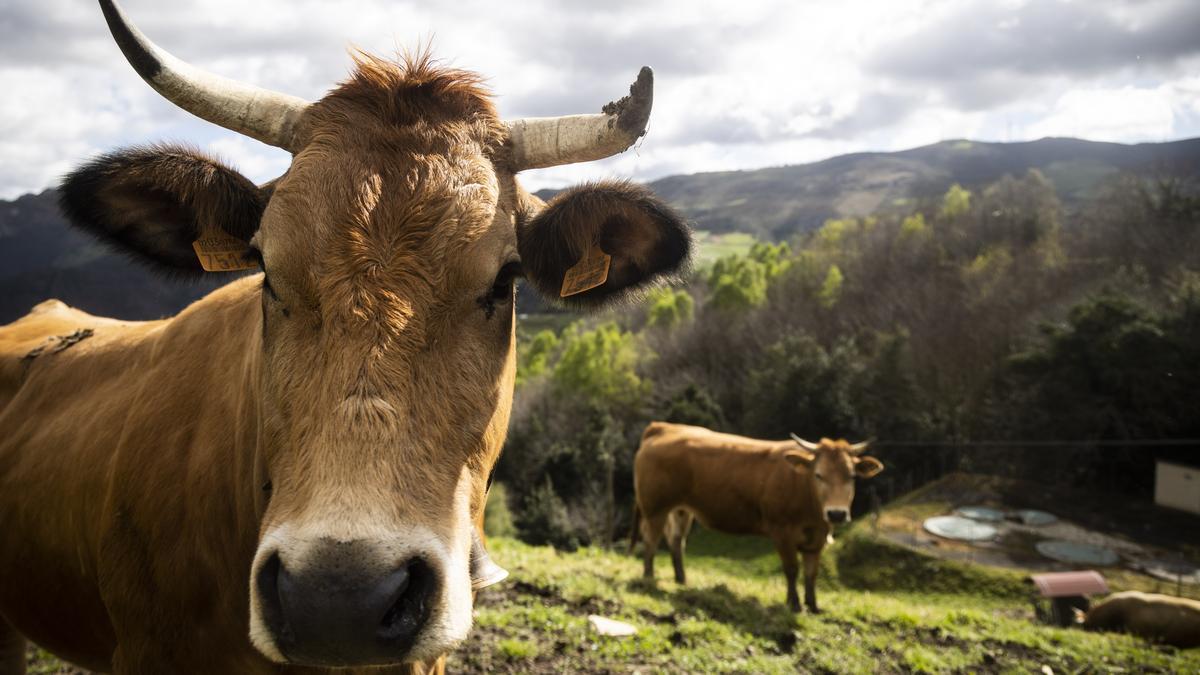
[484,482,516,539]
[514,477,579,551]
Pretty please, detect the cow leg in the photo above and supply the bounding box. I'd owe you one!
[640,511,668,579]
[0,616,25,675]
[802,551,821,614]
[666,509,693,585]
[773,538,801,612]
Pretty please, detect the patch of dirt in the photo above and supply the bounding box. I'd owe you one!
[876,473,1200,589]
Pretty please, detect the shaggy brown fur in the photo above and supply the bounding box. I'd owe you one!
[631,423,883,613]
[1079,591,1200,648]
[4,52,690,675]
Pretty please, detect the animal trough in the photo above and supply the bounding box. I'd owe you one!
[923,515,997,542]
[1013,509,1057,526]
[1028,571,1108,627]
[954,505,1005,522]
[1036,540,1119,566]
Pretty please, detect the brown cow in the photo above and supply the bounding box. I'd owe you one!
[0,2,690,674]
[631,422,883,612]
[1076,591,1200,648]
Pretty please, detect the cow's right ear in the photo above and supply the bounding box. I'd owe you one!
[517,180,691,309]
[59,145,265,276]
[783,450,816,467]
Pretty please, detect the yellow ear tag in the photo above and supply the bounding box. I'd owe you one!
[560,243,612,297]
[192,229,257,272]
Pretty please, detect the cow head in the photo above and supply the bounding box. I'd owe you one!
[784,435,883,524]
[57,1,689,668]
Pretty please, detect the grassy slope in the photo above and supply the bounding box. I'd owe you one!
[453,527,1198,674]
[25,512,1198,674]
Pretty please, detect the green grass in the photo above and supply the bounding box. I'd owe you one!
[692,230,757,268]
[25,523,1197,673]
[450,527,1198,673]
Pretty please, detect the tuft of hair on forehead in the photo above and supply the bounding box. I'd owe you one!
[315,48,505,149]
[820,438,850,450]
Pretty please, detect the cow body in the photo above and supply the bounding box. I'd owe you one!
[1,289,282,673]
[1080,591,1200,648]
[632,422,882,612]
[0,2,690,673]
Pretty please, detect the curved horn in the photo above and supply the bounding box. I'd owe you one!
[848,440,871,455]
[470,531,509,591]
[506,67,654,171]
[790,433,821,452]
[100,0,310,152]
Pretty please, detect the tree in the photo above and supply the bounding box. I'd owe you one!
[552,322,649,407]
[646,289,695,328]
[939,183,971,220]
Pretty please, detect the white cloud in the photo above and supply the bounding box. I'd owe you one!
[2,0,1199,199]
[205,136,291,181]
[1026,86,1177,142]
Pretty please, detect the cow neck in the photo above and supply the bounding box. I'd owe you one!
[160,274,266,548]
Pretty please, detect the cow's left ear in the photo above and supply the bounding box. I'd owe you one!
[518,181,690,308]
[854,456,884,478]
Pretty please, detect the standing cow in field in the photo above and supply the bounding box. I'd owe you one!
[1076,591,1200,648]
[631,422,883,612]
[0,1,690,674]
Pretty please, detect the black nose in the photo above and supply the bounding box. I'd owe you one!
[256,540,436,666]
[826,509,848,524]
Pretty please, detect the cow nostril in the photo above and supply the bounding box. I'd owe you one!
[256,551,292,643]
[377,559,435,643]
[827,510,848,524]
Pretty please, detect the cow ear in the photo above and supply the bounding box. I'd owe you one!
[854,456,884,478]
[58,145,265,277]
[518,180,690,308]
[783,450,816,468]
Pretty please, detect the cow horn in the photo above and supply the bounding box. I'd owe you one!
[505,67,654,171]
[470,531,509,591]
[100,0,310,152]
[790,433,821,452]
[848,440,871,455]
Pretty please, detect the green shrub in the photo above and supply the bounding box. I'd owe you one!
[514,477,579,551]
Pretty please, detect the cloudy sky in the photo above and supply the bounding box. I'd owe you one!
[2,0,1200,199]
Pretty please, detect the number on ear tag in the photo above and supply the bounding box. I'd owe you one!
[560,243,612,297]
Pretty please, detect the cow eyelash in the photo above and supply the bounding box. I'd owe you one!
[478,260,521,320]
[491,261,522,300]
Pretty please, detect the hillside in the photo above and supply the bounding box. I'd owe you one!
[0,190,234,324]
[642,137,1200,239]
[4,136,1199,324]
[26,484,1200,673]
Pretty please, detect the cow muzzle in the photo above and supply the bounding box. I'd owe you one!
[255,538,438,667]
[825,508,849,524]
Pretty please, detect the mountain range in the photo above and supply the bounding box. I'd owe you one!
[4,136,1199,323]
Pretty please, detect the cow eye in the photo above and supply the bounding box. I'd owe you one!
[490,261,521,301]
[814,472,825,482]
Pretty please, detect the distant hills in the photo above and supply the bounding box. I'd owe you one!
[4,136,1199,323]
[544,136,1200,240]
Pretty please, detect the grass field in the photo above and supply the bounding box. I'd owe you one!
[24,497,1199,674]
[448,528,1197,674]
[691,230,758,268]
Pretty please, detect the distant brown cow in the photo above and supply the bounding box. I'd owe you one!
[631,422,883,612]
[0,1,690,674]
[1076,591,1200,648]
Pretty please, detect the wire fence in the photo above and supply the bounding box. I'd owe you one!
[857,439,1200,516]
